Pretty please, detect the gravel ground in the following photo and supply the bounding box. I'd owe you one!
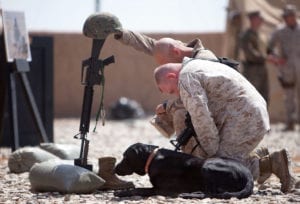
[0,117,300,204]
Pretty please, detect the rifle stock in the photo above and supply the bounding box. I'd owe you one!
[74,39,114,171]
[170,112,196,152]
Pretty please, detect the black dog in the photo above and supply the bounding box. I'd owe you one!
[114,143,253,199]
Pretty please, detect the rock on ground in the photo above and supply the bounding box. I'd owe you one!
[0,117,300,203]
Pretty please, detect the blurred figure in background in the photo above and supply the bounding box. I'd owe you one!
[240,11,269,105]
[267,4,300,131]
[227,10,242,61]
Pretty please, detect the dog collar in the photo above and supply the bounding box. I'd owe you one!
[144,148,159,174]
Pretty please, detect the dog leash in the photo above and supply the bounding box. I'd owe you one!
[144,148,159,174]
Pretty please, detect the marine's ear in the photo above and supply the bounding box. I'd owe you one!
[166,72,177,80]
[172,46,181,57]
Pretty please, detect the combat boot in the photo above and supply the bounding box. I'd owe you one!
[282,122,295,131]
[259,149,296,193]
[98,157,134,190]
[256,147,272,184]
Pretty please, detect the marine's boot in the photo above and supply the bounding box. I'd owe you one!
[98,157,134,190]
[256,147,272,184]
[259,149,296,193]
[282,122,295,131]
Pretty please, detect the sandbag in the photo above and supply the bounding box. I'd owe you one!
[29,160,105,193]
[40,143,80,160]
[8,147,59,173]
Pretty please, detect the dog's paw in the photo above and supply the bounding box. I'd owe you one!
[179,191,206,199]
[114,190,132,197]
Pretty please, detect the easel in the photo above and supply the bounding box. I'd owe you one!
[1,10,49,150]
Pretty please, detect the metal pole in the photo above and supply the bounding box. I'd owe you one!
[95,0,101,12]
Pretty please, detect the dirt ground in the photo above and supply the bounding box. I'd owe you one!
[0,117,300,203]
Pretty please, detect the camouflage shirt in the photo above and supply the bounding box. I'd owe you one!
[179,58,270,158]
[267,23,300,84]
[116,29,218,114]
[117,29,218,60]
[240,28,265,63]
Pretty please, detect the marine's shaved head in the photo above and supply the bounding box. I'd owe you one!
[154,63,175,84]
[153,38,191,65]
[153,63,182,95]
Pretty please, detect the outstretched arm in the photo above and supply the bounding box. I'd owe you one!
[114,29,156,56]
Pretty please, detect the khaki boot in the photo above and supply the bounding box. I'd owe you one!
[256,147,272,184]
[259,149,296,193]
[98,157,134,190]
[282,122,295,131]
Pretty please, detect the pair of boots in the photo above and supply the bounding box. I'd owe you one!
[98,157,134,190]
[282,122,295,131]
[257,147,297,193]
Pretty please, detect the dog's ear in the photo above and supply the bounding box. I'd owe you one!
[129,143,155,154]
[147,144,159,152]
[135,144,159,156]
[130,143,158,151]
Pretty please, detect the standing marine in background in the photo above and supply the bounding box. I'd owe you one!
[267,4,300,131]
[226,10,242,61]
[240,11,269,105]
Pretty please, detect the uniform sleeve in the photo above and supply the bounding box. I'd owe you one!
[115,29,156,56]
[240,31,264,63]
[266,31,278,55]
[185,38,204,49]
[179,72,219,157]
[165,98,184,114]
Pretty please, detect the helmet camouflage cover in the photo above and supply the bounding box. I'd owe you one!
[83,12,122,39]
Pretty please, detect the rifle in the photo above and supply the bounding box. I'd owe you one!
[170,112,197,152]
[74,13,122,171]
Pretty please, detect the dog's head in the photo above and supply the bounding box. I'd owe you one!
[115,143,158,176]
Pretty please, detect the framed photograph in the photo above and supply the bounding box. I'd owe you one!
[1,10,32,62]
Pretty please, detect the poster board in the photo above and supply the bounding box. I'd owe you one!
[1,10,31,62]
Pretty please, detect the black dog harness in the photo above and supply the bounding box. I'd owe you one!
[144,148,159,174]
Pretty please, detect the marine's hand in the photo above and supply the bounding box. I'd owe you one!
[266,55,277,64]
[276,58,287,66]
[114,28,123,40]
[267,55,287,66]
[155,104,166,114]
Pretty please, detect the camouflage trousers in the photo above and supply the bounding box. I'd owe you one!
[283,87,297,125]
[243,63,269,105]
[279,63,299,125]
[151,98,264,180]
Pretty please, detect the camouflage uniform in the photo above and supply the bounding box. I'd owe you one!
[179,57,270,179]
[115,30,156,55]
[240,28,269,104]
[267,23,300,126]
[117,30,269,179]
[116,29,218,60]
[116,29,218,135]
